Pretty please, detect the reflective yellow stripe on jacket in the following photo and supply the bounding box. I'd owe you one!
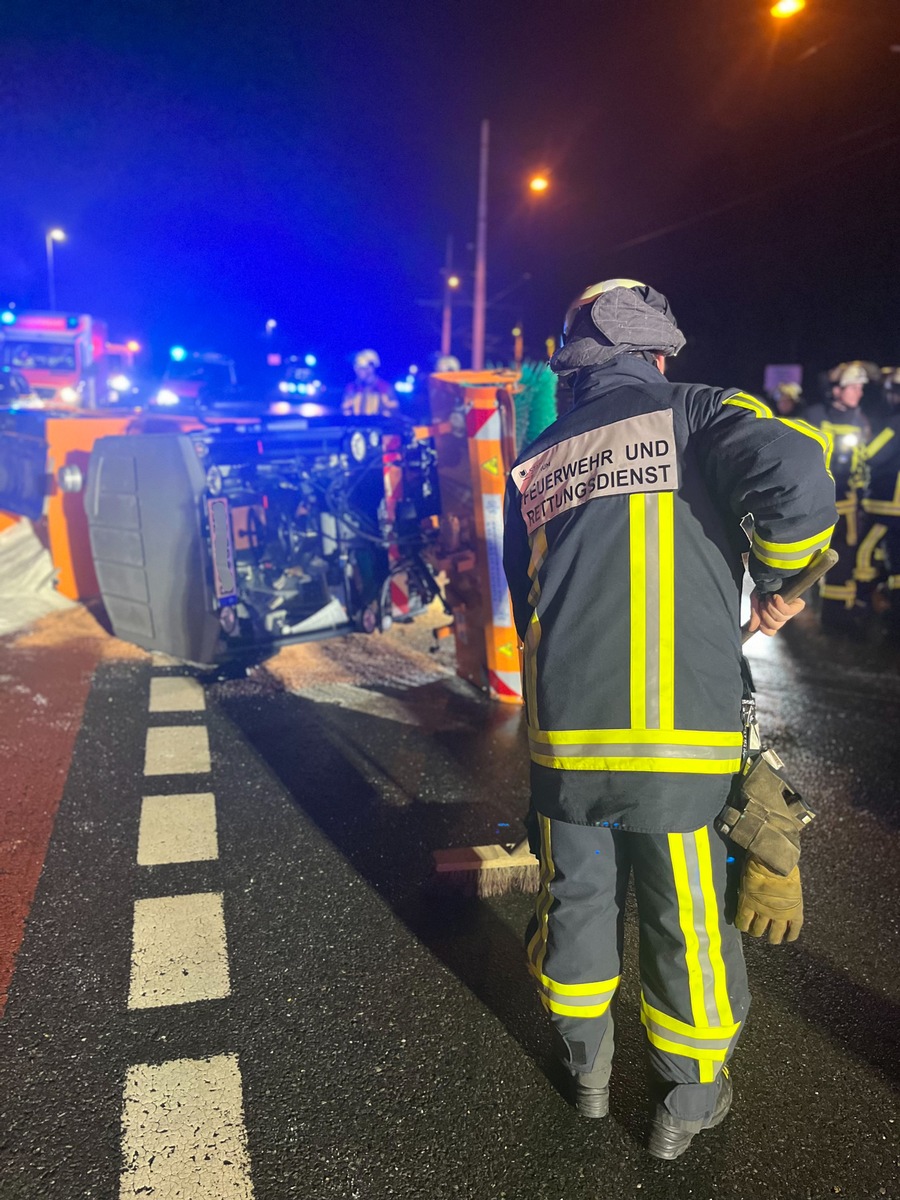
[750,524,835,571]
[721,394,835,567]
[723,392,833,471]
[528,727,743,773]
[862,469,900,517]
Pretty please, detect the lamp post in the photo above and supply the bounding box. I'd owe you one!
[469,122,551,370]
[471,120,490,370]
[440,234,461,358]
[45,228,66,311]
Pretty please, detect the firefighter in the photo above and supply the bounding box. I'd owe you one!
[803,363,871,631]
[860,368,900,638]
[771,381,804,418]
[341,349,399,417]
[502,279,836,1159]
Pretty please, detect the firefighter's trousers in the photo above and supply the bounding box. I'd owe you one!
[861,517,900,634]
[526,816,749,1123]
[820,494,862,625]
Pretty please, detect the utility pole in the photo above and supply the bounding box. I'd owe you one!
[471,118,489,371]
[440,235,454,358]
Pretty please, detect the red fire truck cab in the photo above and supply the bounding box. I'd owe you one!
[0,310,111,408]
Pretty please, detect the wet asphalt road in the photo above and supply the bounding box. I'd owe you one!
[0,612,899,1199]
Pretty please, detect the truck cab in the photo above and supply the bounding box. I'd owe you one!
[0,311,109,408]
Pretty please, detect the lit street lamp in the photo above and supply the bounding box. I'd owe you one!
[45,228,66,311]
[440,230,461,359]
[529,174,550,193]
[771,0,806,18]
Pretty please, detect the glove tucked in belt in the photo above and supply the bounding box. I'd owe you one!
[735,855,803,944]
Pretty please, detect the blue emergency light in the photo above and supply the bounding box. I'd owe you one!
[170,345,187,362]
[304,354,317,367]
[1,310,16,326]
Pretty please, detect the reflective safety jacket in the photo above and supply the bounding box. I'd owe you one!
[803,402,869,499]
[503,355,837,833]
[863,416,900,519]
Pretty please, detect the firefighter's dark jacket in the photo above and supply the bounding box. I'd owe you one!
[803,401,869,496]
[863,415,900,517]
[503,355,837,834]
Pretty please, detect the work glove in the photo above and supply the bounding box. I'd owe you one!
[735,854,803,945]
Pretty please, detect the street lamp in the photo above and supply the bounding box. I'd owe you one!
[771,0,805,17]
[470,121,551,370]
[45,228,66,311]
[441,269,461,358]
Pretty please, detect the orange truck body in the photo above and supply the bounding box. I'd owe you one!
[428,370,523,703]
[0,409,202,601]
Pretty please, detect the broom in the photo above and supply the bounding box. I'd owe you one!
[431,838,540,898]
[430,548,837,898]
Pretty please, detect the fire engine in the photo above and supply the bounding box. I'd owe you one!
[0,310,116,408]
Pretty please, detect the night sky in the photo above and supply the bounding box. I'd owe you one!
[1,0,897,392]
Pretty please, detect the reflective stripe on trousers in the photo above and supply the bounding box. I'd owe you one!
[526,815,748,1117]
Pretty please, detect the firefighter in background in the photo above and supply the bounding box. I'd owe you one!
[804,363,871,632]
[341,349,399,417]
[503,279,835,1160]
[859,368,900,638]
[771,381,804,419]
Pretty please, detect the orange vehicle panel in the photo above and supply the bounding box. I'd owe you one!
[42,414,136,600]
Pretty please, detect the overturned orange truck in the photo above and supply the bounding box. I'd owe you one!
[0,369,525,702]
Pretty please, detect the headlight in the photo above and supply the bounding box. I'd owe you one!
[349,431,367,462]
[109,373,131,392]
[60,386,79,403]
[368,430,381,448]
[156,388,180,406]
[206,466,223,495]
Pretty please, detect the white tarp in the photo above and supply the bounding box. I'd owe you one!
[0,520,75,637]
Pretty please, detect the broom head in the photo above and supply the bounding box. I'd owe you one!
[431,843,540,898]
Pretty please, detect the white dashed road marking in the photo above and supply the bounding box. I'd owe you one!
[144,725,211,775]
[120,1054,255,1199]
[149,675,207,712]
[128,892,231,1009]
[137,792,219,865]
[122,674,254,1192]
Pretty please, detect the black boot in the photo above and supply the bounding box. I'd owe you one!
[647,1068,732,1160]
[573,1076,610,1119]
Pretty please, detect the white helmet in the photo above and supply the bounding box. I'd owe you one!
[563,278,647,341]
[838,363,868,388]
[353,348,380,370]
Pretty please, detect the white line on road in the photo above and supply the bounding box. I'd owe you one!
[120,1054,255,1199]
[144,725,211,775]
[150,652,184,668]
[149,675,206,713]
[128,892,230,1009]
[137,793,219,865]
